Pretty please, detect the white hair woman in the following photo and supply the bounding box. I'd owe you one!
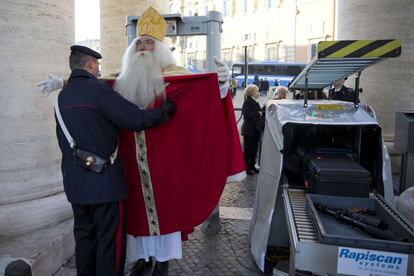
[241,84,263,175]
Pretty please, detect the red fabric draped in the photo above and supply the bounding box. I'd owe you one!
[105,73,245,237]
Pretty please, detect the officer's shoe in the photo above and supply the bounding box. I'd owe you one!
[152,261,169,276]
[130,259,152,276]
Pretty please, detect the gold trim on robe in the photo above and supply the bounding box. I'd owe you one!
[131,65,195,236]
[134,131,160,235]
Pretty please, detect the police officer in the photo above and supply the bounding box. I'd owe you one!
[329,78,357,102]
[56,45,176,276]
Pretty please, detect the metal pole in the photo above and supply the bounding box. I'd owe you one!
[206,11,222,71]
[304,74,309,108]
[202,10,223,235]
[244,46,248,88]
[354,71,361,108]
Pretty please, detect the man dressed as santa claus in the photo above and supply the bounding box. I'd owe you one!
[38,7,246,276]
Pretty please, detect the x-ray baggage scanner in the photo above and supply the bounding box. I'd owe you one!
[250,40,414,275]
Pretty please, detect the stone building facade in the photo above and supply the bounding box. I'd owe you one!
[174,0,335,68]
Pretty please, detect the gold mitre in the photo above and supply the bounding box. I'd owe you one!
[137,6,168,42]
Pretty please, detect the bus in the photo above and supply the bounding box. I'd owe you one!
[231,61,305,88]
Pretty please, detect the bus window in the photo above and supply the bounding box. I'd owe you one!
[232,65,243,77]
[287,66,303,76]
[231,61,305,88]
[248,65,258,75]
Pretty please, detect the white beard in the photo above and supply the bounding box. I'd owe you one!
[114,51,165,109]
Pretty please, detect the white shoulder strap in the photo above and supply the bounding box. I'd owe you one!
[109,141,118,164]
[54,96,118,163]
[54,96,76,149]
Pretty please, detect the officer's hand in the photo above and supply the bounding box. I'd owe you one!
[213,56,230,83]
[37,73,64,95]
[162,97,177,118]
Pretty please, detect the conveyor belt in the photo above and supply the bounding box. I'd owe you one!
[287,189,318,242]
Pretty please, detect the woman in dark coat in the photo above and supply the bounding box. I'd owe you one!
[241,85,264,175]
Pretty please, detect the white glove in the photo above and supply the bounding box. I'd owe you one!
[213,56,230,83]
[37,73,64,95]
[218,82,230,99]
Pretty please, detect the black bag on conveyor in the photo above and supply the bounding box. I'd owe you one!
[305,155,372,197]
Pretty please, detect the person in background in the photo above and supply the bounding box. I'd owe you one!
[230,78,238,98]
[253,73,260,87]
[241,85,264,175]
[55,45,175,276]
[293,89,327,100]
[329,78,356,102]
[259,78,265,96]
[273,86,287,100]
[263,78,270,96]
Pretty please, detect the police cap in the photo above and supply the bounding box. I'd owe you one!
[70,45,102,59]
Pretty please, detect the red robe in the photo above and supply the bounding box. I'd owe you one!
[106,73,245,237]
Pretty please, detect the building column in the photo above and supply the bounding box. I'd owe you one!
[337,0,414,139]
[0,1,75,274]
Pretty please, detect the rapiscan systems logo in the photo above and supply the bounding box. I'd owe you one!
[337,247,408,276]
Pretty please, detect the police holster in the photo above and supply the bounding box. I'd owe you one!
[73,146,108,173]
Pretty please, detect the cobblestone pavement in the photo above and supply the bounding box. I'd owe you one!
[165,174,263,276]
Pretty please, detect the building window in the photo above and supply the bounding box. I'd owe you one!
[188,52,197,62]
[169,0,180,13]
[238,0,250,13]
[284,46,295,62]
[223,0,230,17]
[264,0,275,8]
[248,46,254,61]
[222,50,231,63]
[266,44,277,60]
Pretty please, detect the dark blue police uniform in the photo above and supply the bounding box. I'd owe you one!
[329,85,357,103]
[56,67,170,276]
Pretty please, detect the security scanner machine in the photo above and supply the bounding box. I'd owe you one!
[126,11,222,72]
[250,40,414,275]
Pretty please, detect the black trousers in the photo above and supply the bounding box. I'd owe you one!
[71,200,126,276]
[231,88,237,97]
[243,135,260,170]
